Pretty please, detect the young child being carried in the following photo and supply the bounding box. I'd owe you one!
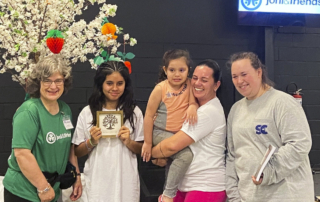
[142,49,198,202]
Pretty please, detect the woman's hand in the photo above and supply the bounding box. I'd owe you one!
[117,126,143,154]
[70,175,82,201]
[38,184,55,202]
[141,142,152,162]
[89,126,102,145]
[152,158,168,167]
[118,126,131,146]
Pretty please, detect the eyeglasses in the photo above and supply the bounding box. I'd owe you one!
[42,79,65,87]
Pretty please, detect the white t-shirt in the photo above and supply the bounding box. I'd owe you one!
[179,97,226,192]
[72,105,144,202]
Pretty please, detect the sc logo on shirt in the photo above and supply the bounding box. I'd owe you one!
[255,125,268,135]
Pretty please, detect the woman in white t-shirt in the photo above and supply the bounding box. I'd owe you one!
[152,59,227,202]
[72,61,144,202]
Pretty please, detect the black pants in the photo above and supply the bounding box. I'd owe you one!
[4,188,31,202]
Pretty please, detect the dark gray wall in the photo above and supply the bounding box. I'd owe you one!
[273,26,320,168]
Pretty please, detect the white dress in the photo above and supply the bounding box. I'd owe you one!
[72,105,144,202]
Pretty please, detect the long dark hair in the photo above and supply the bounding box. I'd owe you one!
[88,61,136,131]
[157,49,192,83]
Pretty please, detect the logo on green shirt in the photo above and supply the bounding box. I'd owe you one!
[46,132,71,144]
[46,132,57,144]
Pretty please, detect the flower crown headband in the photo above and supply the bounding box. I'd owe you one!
[96,60,131,74]
[92,17,136,74]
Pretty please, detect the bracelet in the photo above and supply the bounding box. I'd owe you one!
[89,138,98,146]
[77,173,81,176]
[85,139,92,151]
[159,142,166,158]
[37,183,50,194]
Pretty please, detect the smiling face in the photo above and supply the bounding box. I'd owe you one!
[40,71,64,104]
[191,65,220,106]
[102,71,125,106]
[231,58,263,100]
[163,57,189,90]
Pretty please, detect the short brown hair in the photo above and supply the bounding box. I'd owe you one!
[27,55,72,98]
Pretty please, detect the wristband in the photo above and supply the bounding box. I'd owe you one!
[85,139,92,151]
[77,173,81,176]
[37,183,50,194]
[89,138,98,146]
[159,142,166,158]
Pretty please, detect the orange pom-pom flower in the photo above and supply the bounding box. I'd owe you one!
[101,23,118,40]
[124,61,132,74]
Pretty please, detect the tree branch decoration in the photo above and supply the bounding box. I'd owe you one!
[0,0,137,90]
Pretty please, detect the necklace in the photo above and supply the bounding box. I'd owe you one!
[166,83,187,98]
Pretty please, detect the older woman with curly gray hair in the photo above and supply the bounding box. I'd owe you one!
[3,55,82,202]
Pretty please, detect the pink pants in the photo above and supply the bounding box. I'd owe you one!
[173,190,227,202]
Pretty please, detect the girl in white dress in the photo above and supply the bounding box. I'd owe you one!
[72,61,144,202]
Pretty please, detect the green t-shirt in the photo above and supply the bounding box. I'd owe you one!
[3,98,73,202]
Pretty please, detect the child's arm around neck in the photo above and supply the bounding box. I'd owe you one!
[185,78,199,125]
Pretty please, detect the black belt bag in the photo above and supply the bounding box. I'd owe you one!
[43,161,77,189]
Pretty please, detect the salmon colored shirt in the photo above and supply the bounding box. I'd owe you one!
[154,79,191,133]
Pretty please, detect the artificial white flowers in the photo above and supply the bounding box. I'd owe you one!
[0,0,137,89]
[130,38,138,46]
